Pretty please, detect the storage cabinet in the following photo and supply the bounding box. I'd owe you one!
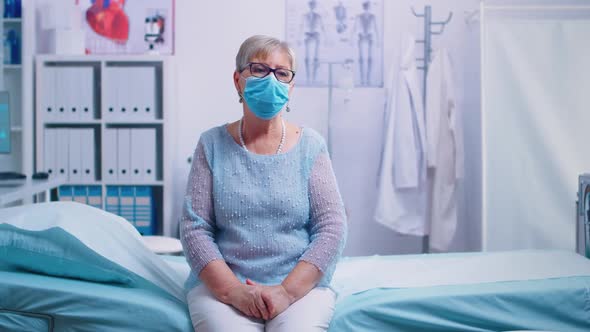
[35,55,174,236]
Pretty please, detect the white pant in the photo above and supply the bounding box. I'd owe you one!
[187,284,336,332]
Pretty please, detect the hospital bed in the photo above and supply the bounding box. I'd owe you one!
[1,202,589,332]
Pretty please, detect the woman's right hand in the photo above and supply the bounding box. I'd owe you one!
[226,283,270,320]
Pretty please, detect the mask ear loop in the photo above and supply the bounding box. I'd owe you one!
[285,80,292,112]
[237,71,247,103]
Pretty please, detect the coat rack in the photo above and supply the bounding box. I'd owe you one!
[411,5,452,254]
[411,6,453,106]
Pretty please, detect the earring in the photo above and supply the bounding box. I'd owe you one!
[286,103,291,112]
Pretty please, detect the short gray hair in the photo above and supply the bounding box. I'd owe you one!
[235,35,297,72]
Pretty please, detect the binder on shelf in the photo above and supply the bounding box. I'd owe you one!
[80,128,95,182]
[142,128,157,181]
[119,186,135,225]
[73,186,87,204]
[134,186,155,235]
[127,67,141,119]
[140,67,156,120]
[104,67,120,121]
[56,129,69,178]
[87,185,102,209]
[103,128,118,182]
[117,128,131,181]
[54,67,68,121]
[130,129,143,182]
[118,68,131,120]
[58,185,73,201]
[65,67,79,121]
[78,67,94,121]
[41,66,56,122]
[105,186,120,215]
[124,67,155,121]
[68,129,82,183]
[57,67,71,121]
[43,128,56,176]
[53,67,65,121]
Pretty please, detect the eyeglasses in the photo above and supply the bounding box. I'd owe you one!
[241,62,296,84]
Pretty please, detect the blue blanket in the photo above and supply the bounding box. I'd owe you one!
[330,276,590,331]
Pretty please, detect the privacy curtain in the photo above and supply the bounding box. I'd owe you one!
[482,3,590,251]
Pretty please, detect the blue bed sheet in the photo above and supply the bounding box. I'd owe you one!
[3,253,589,331]
[0,310,51,332]
[329,276,590,332]
[0,267,192,332]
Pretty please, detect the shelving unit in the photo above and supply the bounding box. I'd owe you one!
[0,0,34,179]
[35,55,175,236]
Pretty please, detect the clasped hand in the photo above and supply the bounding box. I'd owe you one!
[227,279,293,321]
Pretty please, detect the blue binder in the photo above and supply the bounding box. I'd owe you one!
[58,185,73,201]
[134,186,155,235]
[87,186,102,209]
[119,186,136,226]
[73,186,88,205]
[105,186,120,215]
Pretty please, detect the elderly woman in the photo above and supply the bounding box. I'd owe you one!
[180,35,347,332]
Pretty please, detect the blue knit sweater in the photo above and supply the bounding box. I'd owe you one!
[180,124,347,289]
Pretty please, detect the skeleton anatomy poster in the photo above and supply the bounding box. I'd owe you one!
[286,0,383,87]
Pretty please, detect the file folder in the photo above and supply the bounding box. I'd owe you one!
[134,186,155,235]
[105,186,120,215]
[103,128,118,182]
[43,128,56,176]
[68,129,82,183]
[56,129,69,178]
[80,128,95,182]
[41,66,56,122]
[87,185,102,209]
[58,185,73,201]
[117,128,131,182]
[119,186,135,225]
[73,185,87,204]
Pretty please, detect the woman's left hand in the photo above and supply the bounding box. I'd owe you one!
[246,279,293,320]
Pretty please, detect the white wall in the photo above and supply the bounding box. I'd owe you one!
[172,0,481,255]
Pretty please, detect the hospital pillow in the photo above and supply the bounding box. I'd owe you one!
[0,223,135,284]
[0,201,186,303]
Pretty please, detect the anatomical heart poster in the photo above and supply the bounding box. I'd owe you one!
[77,0,175,54]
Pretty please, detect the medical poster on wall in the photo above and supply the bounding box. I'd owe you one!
[285,0,384,87]
[76,0,175,54]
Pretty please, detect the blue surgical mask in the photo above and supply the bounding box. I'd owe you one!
[242,75,289,120]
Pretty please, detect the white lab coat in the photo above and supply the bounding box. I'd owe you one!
[425,49,464,251]
[374,35,428,236]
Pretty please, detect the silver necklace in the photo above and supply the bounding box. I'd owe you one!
[239,118,286,154]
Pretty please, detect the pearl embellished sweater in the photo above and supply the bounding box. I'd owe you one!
[180,124,347,289]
